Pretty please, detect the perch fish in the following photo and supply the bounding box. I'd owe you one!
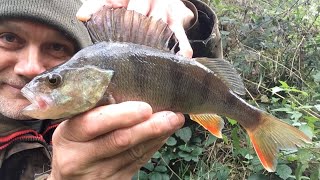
[20,8,311,172]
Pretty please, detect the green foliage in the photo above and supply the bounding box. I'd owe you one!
[134,0,320,179]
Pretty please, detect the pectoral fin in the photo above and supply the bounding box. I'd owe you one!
[190,114,224,138]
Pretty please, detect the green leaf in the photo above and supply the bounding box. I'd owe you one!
[227,117,237,125]
[152,151,161,159]
[290,111,303,121]
[231,127,240,151]
[245,154,254,160]
[133,170,148,180]
[154,165,167,173]
[191,147,203,156]
[299,124,314,139]
[312,71,320,83]
[279,80,289,89]
[161,174,170,180]
[178,151,192,161]
[166,137,177,146]
[310,164,320,180]
[248,174,268,180]
[276,164,292,180]
[271,86,284,94]
[295,162,308,180]
[143,162,154,171]
[149,172,163,180]
[178,145,193,152]
[204,134,217,147]
[271,107,292,112]
[220,30,230,36]
[175,127,192,143]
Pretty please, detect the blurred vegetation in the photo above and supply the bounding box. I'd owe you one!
[134,0,320,179]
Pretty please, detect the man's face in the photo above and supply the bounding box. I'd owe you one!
[0,20,76,120]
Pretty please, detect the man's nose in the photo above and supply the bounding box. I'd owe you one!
[14,46,46,79]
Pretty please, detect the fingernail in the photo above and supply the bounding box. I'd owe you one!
[166,112,184,129]
[137,102,152,112]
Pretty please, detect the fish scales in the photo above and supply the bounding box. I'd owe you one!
[89,42,225,113]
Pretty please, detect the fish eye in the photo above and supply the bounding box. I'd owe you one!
[46,73,62,87]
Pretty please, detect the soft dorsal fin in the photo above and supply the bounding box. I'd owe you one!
[194,58,246,95]
[85,8,175,51]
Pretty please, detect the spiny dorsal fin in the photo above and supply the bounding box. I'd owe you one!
[85,8,175,51]
[190,114,224,138]
[194,58,246,95]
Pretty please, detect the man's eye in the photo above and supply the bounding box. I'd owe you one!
[0,33,18,43]
[46,42,73,59]
[51,43,65,51]
[0,33,23,49]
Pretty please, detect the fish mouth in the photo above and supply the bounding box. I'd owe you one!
[21,87,50,112]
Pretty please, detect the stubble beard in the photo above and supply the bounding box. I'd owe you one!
[0,93,32,120]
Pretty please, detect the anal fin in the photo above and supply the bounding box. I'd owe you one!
[190,114,224,138]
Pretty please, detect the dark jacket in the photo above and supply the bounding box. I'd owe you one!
[0,1,222,179]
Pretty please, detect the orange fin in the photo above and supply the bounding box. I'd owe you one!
[246,112,312,172]
[190,114,224,138]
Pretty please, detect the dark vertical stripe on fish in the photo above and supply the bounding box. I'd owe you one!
[131,54,145,98]
[199,73,212,105]
[169,57,184,110]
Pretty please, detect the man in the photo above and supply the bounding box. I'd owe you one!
[0,0,222,179]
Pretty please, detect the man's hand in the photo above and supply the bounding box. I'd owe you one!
[48,101,185,179]
[77,0,194,58]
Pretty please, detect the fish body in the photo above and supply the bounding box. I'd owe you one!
[21,8,311,172]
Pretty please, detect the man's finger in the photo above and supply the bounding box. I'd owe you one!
[79,111,184,161]
[170,23,193,58]
[98,136,169,176]
[77,0,107,21]
[55,101,153,142]
[127,0,151,15]
[77,0,129,21]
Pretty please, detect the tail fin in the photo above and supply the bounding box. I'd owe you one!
[246,112,311,172]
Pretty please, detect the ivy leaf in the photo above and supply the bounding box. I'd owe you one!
[191,147,203,156]
[248,174,268,180]
[133,170,148,180]
[299,124,314,139]
[178,145,193,152]
[175,127,192,143]
[154,166,167,173]
[143,162,154,171]
[166,137,177,146]
[152,151,161,159]
[276,164,292,180]
[204,134,217,147]
[149,172,163,180]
